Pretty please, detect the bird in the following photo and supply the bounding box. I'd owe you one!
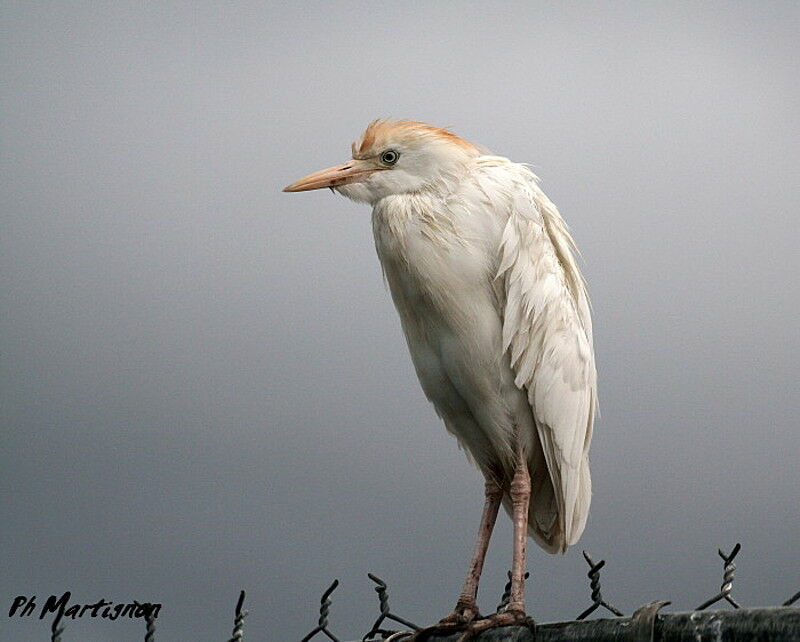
[284,119,596,637]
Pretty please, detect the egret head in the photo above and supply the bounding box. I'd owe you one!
[283,119,480,204]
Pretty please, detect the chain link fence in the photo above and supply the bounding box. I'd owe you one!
[39,542,800,641]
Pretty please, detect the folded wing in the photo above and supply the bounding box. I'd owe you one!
[494,167,597,552]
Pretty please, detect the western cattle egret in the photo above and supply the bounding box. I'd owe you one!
[284,120,596,636]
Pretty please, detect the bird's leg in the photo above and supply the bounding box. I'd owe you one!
[457,439,533,640]
[443,476,503,624]
[506,439,531,613]
[408,476,503,641]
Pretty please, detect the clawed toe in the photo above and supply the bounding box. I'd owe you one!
[407,621,464,641]
[409,610,534,641]
[407,608,479,641]
[455,610,535,641]
[439,604,481,626]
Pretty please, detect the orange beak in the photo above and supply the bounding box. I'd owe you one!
[283,159,380,192]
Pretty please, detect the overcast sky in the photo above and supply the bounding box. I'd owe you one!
[2,2,798,640]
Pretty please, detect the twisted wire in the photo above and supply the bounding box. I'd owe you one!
[50,609,64,642]
[133,600,157,642]
[362,573,419,641]
[145,610,156,642]
[37,542,800,642]
[697,543,742,610]
[576,551,624,619]
[227,590,247,642]
[496,570,530,613]
[300,579,341,642]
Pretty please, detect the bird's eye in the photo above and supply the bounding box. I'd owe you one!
[380,150,399,165]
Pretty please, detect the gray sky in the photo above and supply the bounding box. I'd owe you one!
[2,2,798,640]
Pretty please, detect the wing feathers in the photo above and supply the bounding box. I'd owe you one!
[494,164,597,552]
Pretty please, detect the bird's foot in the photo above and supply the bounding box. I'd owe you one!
[440,601,482,625]
[406,602,481,641]
[407,622,465,641]
[409,608,534,641]
[455,610,535,642]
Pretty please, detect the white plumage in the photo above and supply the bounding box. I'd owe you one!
[285,119,596,629]
[370,155,595,552]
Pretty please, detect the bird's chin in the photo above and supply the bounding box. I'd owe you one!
[334,181,375,204]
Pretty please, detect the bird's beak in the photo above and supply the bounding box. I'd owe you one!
[283,160,380,193]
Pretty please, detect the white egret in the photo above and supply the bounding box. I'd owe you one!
[284,120,596,637]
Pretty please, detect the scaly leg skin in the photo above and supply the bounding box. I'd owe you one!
[444,476,503,623]
[409,476,503,640]
[457,440,534,641]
